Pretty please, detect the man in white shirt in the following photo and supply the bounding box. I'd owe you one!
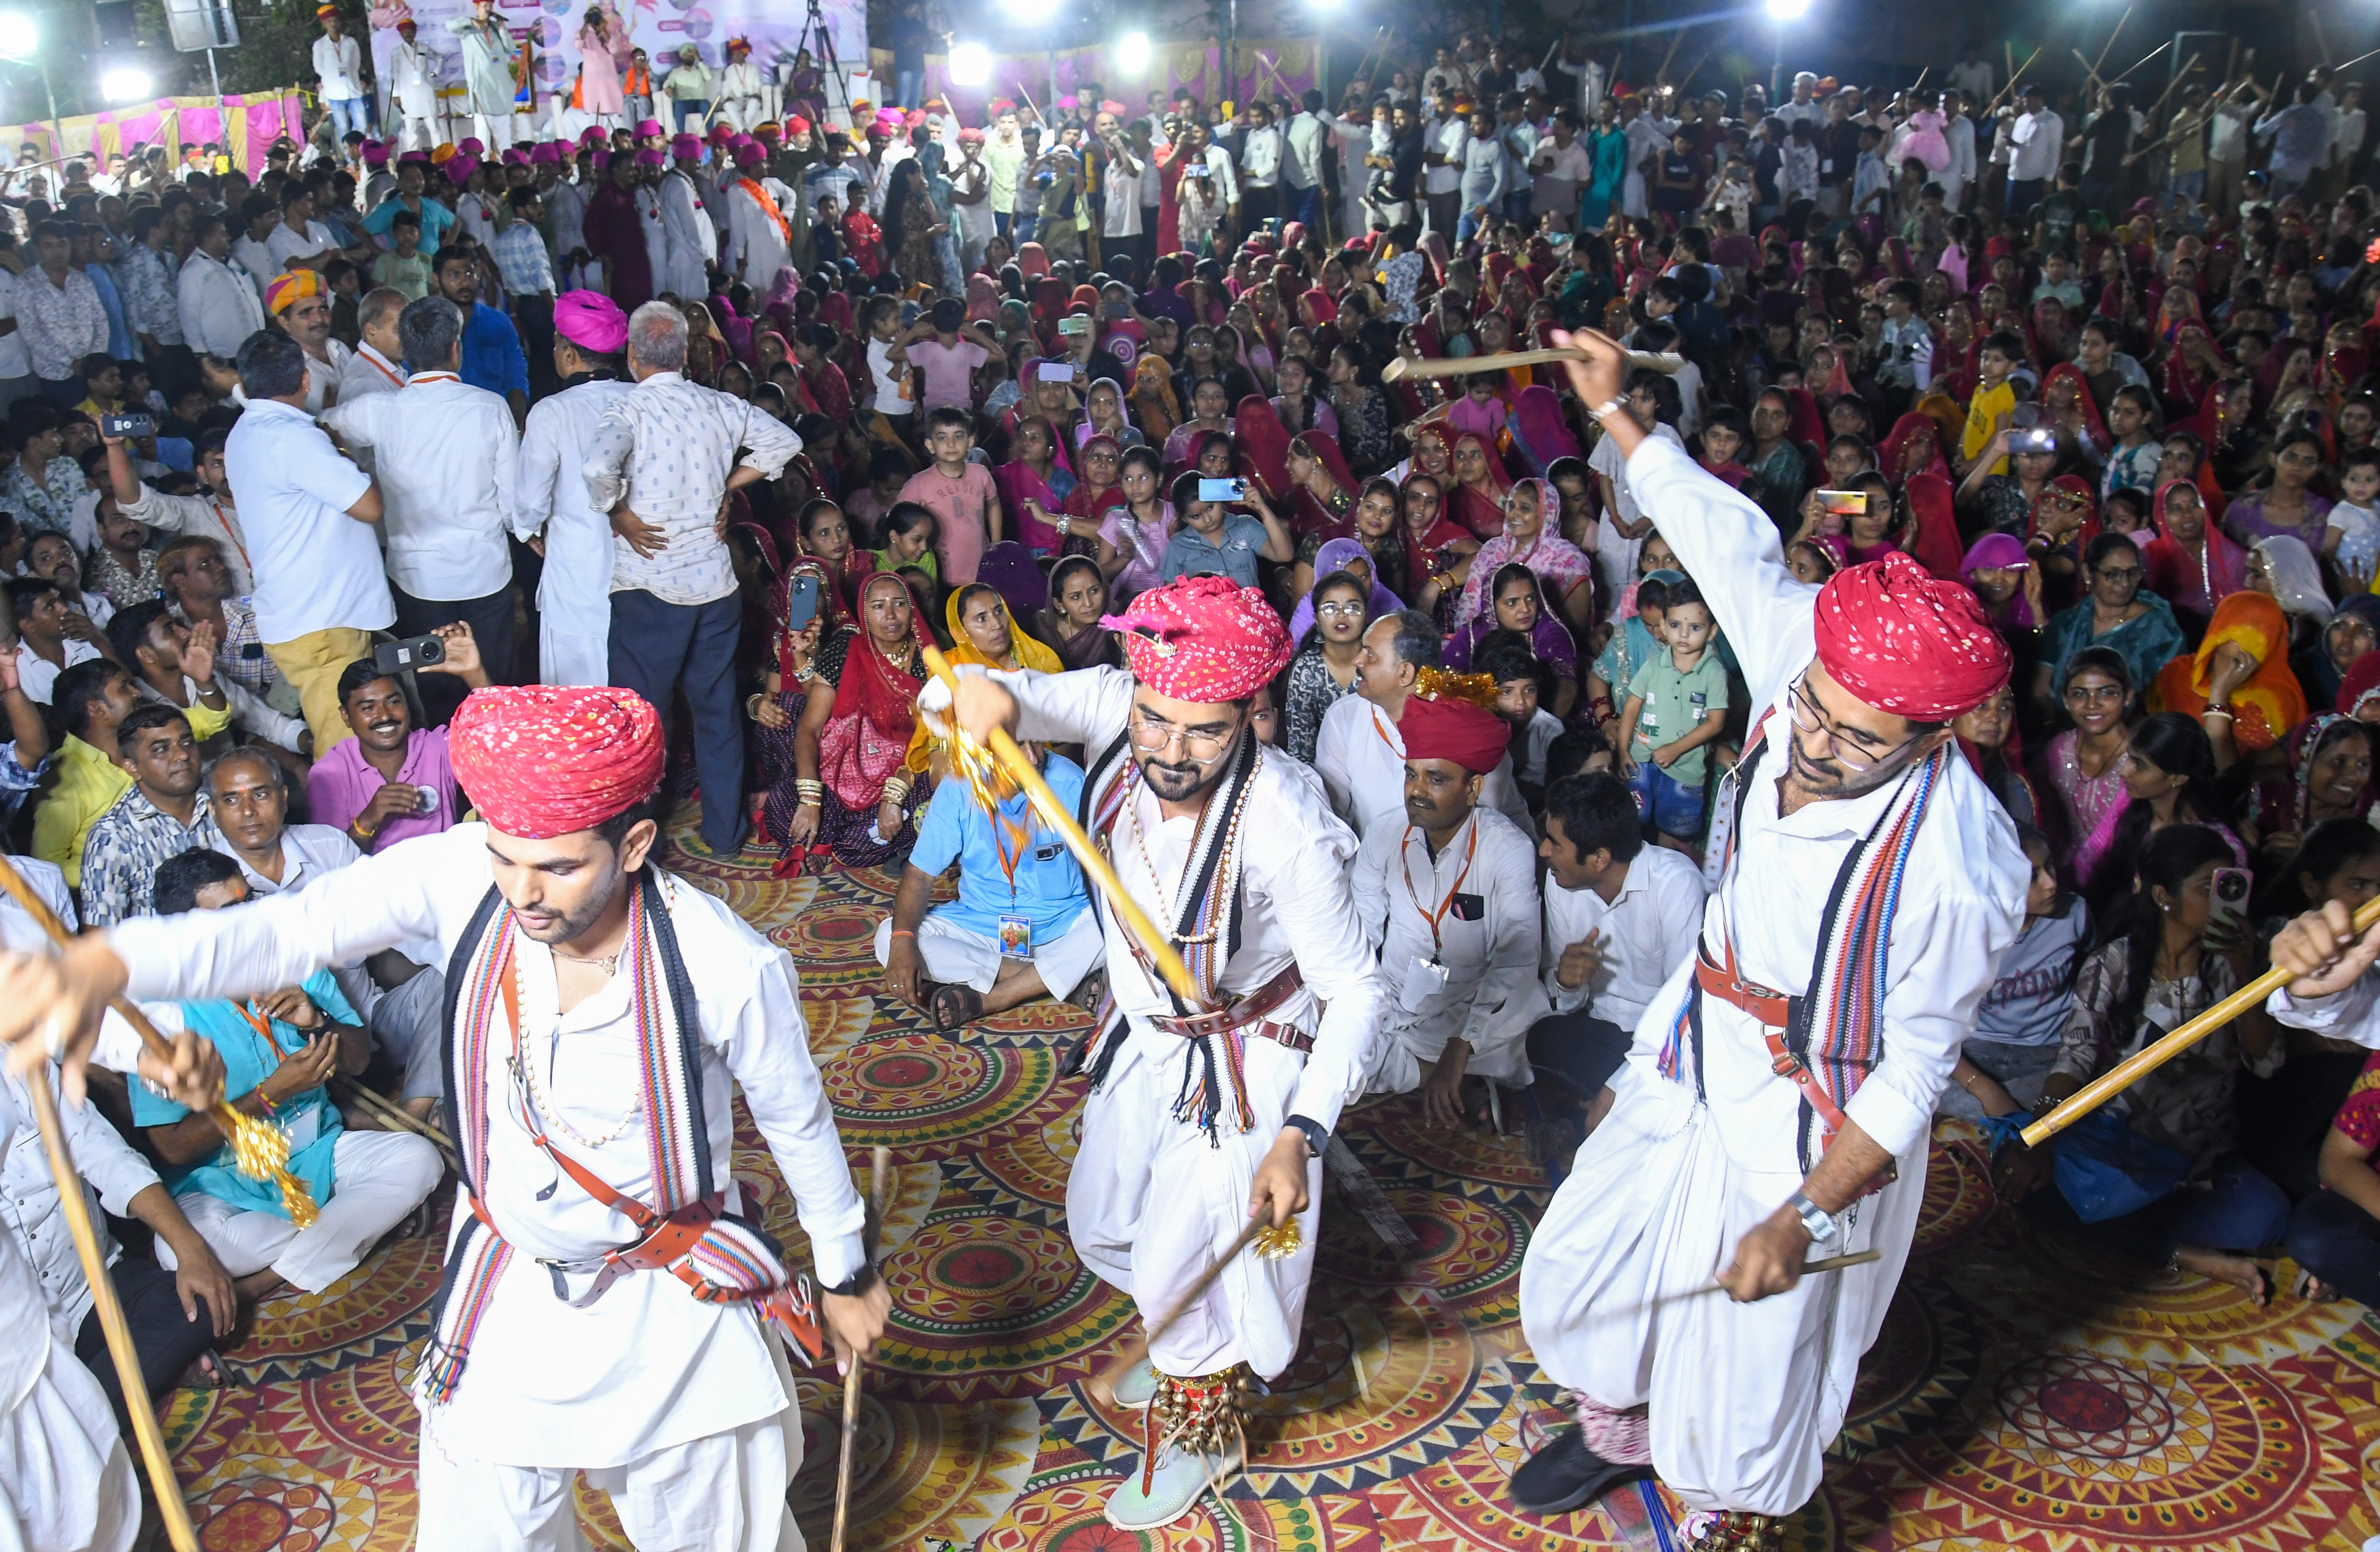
[313,7,374,141]
[19,687,890,1552]
[657,134,718,298]
[1945,44,1994,105]
[223,329,391,754]
[1236,100,1284,232]
[1353,691,1541,1126]
[386,17,440,153]
[266,183,341,275]
[1509,330,2026,1541]
[104,429,256,598]
[583,301,799,857]
[0,258,30,410]
[177,211,268,359]
[1315,609,1532,840]
[336,285,409,403]
[1423,90,1469,236]
[262,267,354,413]
[1775,73,1825,129]
[1523,771,1705,1173]
[2003,83,2063,214]
[1282,90,1330,231]
[321,295,518,724]
[516,291,636,687]
[717,137,795,289]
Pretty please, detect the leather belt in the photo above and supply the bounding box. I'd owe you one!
[1147,962,1313,1053]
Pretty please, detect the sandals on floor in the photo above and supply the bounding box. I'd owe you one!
[927,982,984,1032]
[2291,1266,2339,1303]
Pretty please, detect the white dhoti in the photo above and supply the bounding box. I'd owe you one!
[414,1353,802,1552]
[156,1127,443,1293]
[1068,1028,1322,1379]
[1516,1060,1921,1516]
[0,1337,138,1552]
[539,624,613,689]
[871,909,1104,1001]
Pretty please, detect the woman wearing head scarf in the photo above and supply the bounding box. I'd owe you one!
[1457,475,1594,633]
[1446,430,1516,542]
[2248,533,2334,624]
[1077,377,1143,451]
[1399,469,1481,617]
[752,559,831,863]
[1445,561,1582,705]
[2247,715,2375,865]
[1130,356,1181,446]
[2025,474,2104,600]
[1283,431,1360,539]
[2149,591,2309,770]
[1507,384,1582,479]
[2142,478,2247,641]
[1035,554,1125,672]
[1233,394,1294,504]
[1286,537,1401,640]
[994,415,1077,554]
[2308,596,2380,711]
[786,571,932,869]
[1962,532,2045,636]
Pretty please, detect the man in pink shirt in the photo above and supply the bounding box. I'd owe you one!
[904,300,991,410]
[897,405,1001,583]
[304,623,492,852]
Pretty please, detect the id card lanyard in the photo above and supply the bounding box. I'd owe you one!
[1401,819,1479,964]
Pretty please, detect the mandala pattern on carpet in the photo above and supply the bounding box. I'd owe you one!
[150,843,2380,1551]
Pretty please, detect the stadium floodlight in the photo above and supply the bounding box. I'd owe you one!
[1116,32,1150,76]
[949,41,992,87]
[1764,0,1812,19]
[0,12,36,57]
[102,66,153,103]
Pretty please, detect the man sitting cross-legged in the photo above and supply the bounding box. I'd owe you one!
[208,747,448,1120]
[304,623,490,853]
[1355,684,1543,1127]
[131,849,442,1303]
[1523,772,1707,1179]
[78,704,217,928]
[35,660,228,891]
[873,739,1107,1032]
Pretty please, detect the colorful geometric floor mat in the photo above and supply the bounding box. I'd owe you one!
[161,832,2380,1550]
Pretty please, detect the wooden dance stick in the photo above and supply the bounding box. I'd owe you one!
[2022,893,2380,1149]
[1983,46,2046,116]
[2109,40,2173,87]
[1696,1248,1880,1295]
[1087,1214,1272,1407]
[2088,6,2135,82]
[1380,347,1683,384]
[2330,43,2380,75]
[828,1145,893,1552]
[0,852,316,1226]
[330,1076,458,1167]
[25,1072,199,1551]
[916,643,1203,1008]
[2072,50,2111,94]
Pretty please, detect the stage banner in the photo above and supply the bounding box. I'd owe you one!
[364,0,867,123]
[922,38,1319,126]
[4,90,307,176]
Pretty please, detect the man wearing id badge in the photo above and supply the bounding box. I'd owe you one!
[1354,681,1543,1129]
[875,740,1106,1032]
[129,850,443,1304]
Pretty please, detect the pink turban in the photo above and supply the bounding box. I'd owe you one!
[1813,552,2013,721]
[670,132,700,159]
[444,153,479,187]
[635,118,663,137]
[634,147,666,166]
[553,290,629,354]
[457,136,484,156]
[530,141,561,164]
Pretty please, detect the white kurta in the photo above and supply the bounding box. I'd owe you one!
[635,185,668,299]
[1352,805,1541,1086]
[1540,844,1707,1035]
[447,15,517,117]
[388,36,440,129]
[1515,436,2027,1517]
[656,170,717,299]
[516,374,635,686]
[109,826,869,1477]
[2269,977,2380,1049]
[1312,691,1534,841]
[1004,666,1387,1381]
[719,178,795,289]
[0,1101,138,1552]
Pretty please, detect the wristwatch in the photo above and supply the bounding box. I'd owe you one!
[1285,1113,1329,1160]
[821,1264,879,1298]
[1786,1190,1838,1243]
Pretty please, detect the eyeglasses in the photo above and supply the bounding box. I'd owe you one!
[1314,601,1366,619]
[1128,709,1237,762]
[1785,674,1924,773]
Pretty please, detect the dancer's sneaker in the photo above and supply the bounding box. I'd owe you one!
[1507,1427,1653,1515]
[1103,1439,1239,1531]
[1108,1356,1158,1407]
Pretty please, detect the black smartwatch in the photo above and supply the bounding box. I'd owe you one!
[1285,1113,1329,1160]
[821,1263,879,1298]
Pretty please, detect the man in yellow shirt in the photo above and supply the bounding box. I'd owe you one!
[32,660,229,886]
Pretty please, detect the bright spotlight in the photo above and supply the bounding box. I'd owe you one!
[1115,32,1150,76]
[101,67,152,103]
[949,41,992,87]
[0,12,36,58]
[1763,0,1811,18]
[1009,0,1059,23]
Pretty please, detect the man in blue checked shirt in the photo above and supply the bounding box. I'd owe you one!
[491,187,559,398]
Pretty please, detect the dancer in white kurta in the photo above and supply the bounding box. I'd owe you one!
[88,686,890,1552]
[515,292,636,687]
[1508,330,2028,1550]
[713,44,767,134]
[719,143,796,289]
[1313,610,1533,839]
[1351,688,1543,1109]
[657,141,719,300]
[448,0,521,155]
[386,20,441,153]
[940,574,1386,1532]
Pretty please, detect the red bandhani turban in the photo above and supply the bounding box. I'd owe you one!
[1813,553,2012,722]
[1399,690,1510,774]
[450,686,665,839]
[1099,574,1289,703]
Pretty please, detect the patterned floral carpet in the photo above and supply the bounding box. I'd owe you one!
[157,828,2380,1551]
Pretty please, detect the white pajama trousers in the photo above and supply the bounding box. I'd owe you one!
[155,1129,443,1294]
[414,1400,803,1552]
[870,910,1105,1001]
[1516,1060,1923,1516]
[1066,1026,1322,1381]
[0,1338,137,1552]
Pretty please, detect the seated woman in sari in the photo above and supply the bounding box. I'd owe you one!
[2035,532,2187,715]
[1234,394,1295,505]
[787,571,933,871]
[2148,591,2309,772]
[1446,561,1580,716]
[751,563,831,862]
[1346,475,1412,601]
[2142,478,2247,643]
[1160,378,1234,469]
[994,416,1077,555]
[2244,714,2375,871]
[1401,470,1481,620]
[1287,537,1403,640]
[1457,475,1594,640]
[1446,430,1516,540]
[1051,434,1128,559]
[1283,430,1360,538]
[792,498,877,630]
[1036,555,1126,672]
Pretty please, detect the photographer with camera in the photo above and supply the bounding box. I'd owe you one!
[303,621,492,854]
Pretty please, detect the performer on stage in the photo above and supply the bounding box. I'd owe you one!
[1508,329,2029,1550]
[942,574,1387,1531]
[16,685,890,1552]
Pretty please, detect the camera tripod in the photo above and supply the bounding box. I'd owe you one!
[791,0,853,128]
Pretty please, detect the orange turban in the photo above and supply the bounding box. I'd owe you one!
[263,268,326,314]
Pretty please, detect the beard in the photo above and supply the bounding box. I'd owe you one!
[511,862,627,946]
[1136,747,1229,804]
[1784,729,1910,802]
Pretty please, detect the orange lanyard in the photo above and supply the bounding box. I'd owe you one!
[1401,820,1478,962]
[234,1001,293,1072]
[1371,706,1400,755]
[209,500,252,576]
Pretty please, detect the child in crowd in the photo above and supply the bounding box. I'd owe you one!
[1962,329,2022,475]
[812,196,841,266]
[2099,385,2162,503]
[1939,827,2089,1122]
[2325,448,2380,587]
[372,209,431,300]
[1480,638,1566,807]
[1615,576,1726,851]
[897,405,1001,585]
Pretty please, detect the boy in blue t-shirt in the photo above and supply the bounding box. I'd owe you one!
[1616,576,1728,848]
